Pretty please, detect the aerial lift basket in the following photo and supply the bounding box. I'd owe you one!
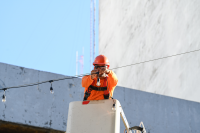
[66,99,146,133]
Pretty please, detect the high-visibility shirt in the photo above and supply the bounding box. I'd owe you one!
[82,70,118,100]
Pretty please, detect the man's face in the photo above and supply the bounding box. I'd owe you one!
[94,65,107,75]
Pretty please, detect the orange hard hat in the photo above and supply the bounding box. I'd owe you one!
[93,55,110,67]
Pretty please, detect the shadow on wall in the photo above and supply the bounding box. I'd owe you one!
[0,120,65,133]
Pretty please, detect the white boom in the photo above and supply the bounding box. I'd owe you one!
[66,99,146,133]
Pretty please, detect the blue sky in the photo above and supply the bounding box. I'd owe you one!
[0,0,98,76]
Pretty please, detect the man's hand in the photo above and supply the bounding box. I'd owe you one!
[91,69,98,80]
[99,67,111,76]
[105,69,111,74]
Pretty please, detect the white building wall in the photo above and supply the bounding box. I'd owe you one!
[99,0,200,102]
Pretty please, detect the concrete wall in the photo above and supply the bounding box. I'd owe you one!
[99,0,200,102]
[0,62,200,133]
[0,62,84,131]
[114,86,200,133]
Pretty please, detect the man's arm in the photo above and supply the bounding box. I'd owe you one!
[82,75,94,88]
[106,70,118,98]
[107,70,118,88]
[82,69,98,88]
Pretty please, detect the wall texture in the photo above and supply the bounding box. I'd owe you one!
[0,62,200,133]
[114,86,200,133]
[99,0,200,102]
[0,62,84,131]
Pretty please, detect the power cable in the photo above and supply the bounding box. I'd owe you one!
[111,48,200,70]
[0,74,89,91]
[1,48,200,91]
[1,48,200,102]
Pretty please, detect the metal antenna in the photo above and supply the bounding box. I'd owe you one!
[93,0,96,62]
[90,0,93,71]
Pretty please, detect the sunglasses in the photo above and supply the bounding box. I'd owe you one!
[95,65,107,69]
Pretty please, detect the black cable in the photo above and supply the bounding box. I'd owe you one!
[111,48,200,70]
[1,48,200,91]
[0,73,91,91]
[129,126,143,131]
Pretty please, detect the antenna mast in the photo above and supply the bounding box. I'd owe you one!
[90,0,93,71]
[90,0,96,70]
[93,0,96,63]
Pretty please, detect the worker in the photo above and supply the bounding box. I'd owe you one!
[82,55,118,100]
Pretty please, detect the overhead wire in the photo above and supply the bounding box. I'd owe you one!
[0,74,89,91]
[17,0,52,59]
[1,48,200,91]
[111,48,200,70]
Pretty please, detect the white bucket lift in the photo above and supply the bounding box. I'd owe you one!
[66,99,146,133]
